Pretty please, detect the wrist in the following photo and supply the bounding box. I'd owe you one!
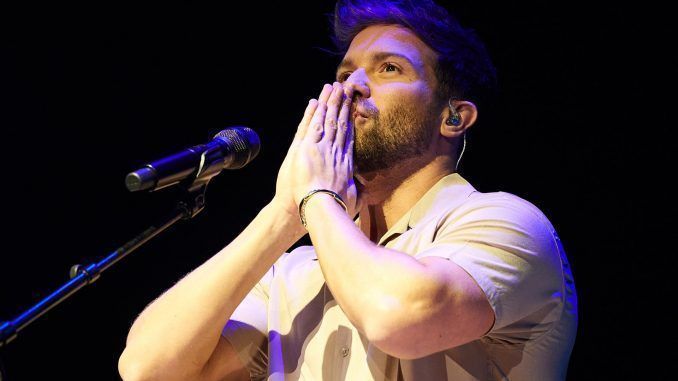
[298,190,348,228]
[302,192,348,229]
[265,199,307,240]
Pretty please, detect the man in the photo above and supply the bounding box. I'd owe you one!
[118,1,577,380]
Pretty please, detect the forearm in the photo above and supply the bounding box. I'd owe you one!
[304,195,438,341]
[119,201,304,381]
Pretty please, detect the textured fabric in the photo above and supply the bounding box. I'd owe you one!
[222,173,577,380]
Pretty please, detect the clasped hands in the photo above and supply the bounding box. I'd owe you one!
[273,82,361,228]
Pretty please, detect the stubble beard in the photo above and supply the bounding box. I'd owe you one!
[353,100,437,174]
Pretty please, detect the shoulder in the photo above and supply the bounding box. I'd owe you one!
[443,190,559,245]
[464,191,553,223]
[435,191,573,334]
[433,190,566,295]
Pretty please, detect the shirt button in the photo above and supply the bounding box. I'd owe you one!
[341,347,350,357]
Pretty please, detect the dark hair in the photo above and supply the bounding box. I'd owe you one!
[333,0,497,108]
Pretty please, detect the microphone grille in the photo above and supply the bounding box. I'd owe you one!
[214,127,261,169]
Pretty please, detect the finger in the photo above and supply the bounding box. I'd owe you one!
[343,101,355,157]
[321,82,343,143]
[307,84,334,143]
[294,98,319,143]
[298,84,332,141]
[346,139,355,170]
[336,86,354,154]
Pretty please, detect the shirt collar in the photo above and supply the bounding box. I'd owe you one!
[356,173,477,246]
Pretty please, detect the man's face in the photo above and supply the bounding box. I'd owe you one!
[336,24,442,174]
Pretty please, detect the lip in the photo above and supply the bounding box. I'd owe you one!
[352,108,368,119]
[352,112,367,124]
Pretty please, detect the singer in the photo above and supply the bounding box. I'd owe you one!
[118,1,577,380]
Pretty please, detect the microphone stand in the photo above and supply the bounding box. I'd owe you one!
[0,141,228,353]
[0,184,207,350]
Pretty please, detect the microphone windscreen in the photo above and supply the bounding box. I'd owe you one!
[214,127,261,169]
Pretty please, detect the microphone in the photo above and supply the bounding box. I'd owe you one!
[125,127,260,192]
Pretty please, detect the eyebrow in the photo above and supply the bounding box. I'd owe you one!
[335,52,420,77]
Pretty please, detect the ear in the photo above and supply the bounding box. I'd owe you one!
[439,100,478,138]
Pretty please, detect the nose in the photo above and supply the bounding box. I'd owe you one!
[343,69,371,99]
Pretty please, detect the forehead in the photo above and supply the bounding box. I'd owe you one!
[343,24,438,69]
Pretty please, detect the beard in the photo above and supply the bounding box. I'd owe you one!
[353,99,436,174]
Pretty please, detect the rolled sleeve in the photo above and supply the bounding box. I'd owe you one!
[221,265,274,379]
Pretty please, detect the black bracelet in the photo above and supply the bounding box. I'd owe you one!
[298,189,348,228]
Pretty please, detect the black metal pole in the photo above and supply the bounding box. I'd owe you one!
[0,185,206,348]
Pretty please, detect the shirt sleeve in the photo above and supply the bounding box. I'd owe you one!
[414,193,566,341]
[221,264,274,380]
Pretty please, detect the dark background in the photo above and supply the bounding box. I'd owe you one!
[0,1,667,380]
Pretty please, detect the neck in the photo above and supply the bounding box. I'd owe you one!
[356,154,455,243]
